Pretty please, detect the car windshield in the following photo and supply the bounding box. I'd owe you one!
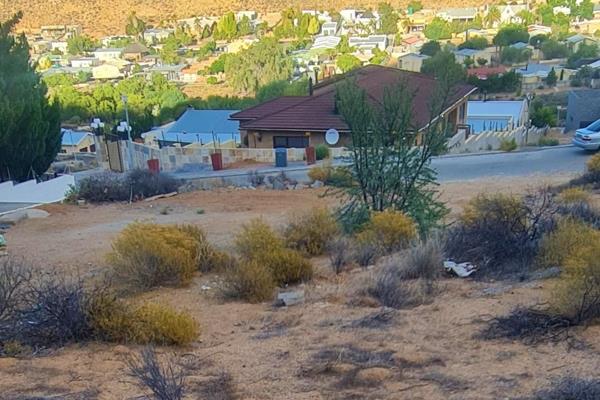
[586,120,600,132]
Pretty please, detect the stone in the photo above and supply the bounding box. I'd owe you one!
[272,179,287,191]
[311,180,324,188]
[355,367,392,384]
[0,211,28,225]
[276,290,305,307]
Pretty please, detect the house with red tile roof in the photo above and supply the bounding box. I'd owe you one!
[230,65,477,149]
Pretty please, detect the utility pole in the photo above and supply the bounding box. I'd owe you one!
[121,95,134,170]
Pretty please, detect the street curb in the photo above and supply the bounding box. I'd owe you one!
[434,144,574,160]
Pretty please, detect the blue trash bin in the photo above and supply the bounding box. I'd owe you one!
[275,147,287,167]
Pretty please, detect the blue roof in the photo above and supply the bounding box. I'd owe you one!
[166,109,241,135]
[510,42,529,49]
[61,130,91,146]
[516,63,553,76]
[455,48,479,57]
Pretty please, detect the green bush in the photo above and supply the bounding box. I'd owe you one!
[283,208,339,256]
[108,223,201,291]
[206,76,218,85]
[499,138,517,152]
[315,144,330,160]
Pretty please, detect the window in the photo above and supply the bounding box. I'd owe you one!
[273,136,309,148]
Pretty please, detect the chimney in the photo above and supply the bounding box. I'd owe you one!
[308,77,313,96]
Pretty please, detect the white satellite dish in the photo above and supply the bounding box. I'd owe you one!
[325,128,339,145]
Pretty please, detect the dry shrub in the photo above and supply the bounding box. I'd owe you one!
[352,235,379,268]
[222,261,276,303]
[109,223,200,290]
[307,163,353,187]
[587,153,600,175]
[127,346,185,400]
[234,219,313,285]
[558,187,591,204]
[283,208,339,256]
[357,210,416,254]
[178,224,236,273]
[328,236,351,274]
[88,295,198,346]
[308,164,331,183]
[446,191,556,278]
[386,236,445,281]
[550,244,600,324]
[523,377,600,400]
[368,268,436,309]
[537,219,597,269]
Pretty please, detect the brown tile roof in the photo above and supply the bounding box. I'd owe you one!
[231,65,476,132]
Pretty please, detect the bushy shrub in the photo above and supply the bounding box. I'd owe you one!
[222,261,276,303]
[109,223,200,291]
[235,219,313,285]
[127,347,186,400]
[328,236,351,274]
[537,219,596,269]
[177,224,235,273]
[368,266,435,309]
[88,295,198,345]
[207,76,219,85]
[126,169,179,200]
[307,164,353,187]
[308,165,331,183]
[446,191,556,277]
[77,169,178,203]
[357,210,416,254]
[525,377,600,400]
[550,243,600,323]
[499,138,517,152]
[587,153,600,175]
[77,172,129,202]
[352,236,379,268]
[386,236,445,281]
[558,187,591,204]
[283,208,339,256]
[557,201,600,228]
[538,136,559,146]
[315,144,330,160]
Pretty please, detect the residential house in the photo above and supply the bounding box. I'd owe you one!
[571,19,600,36]
[403,9,434,33]
[92,48,124,61]
[70,57,99,68]
[43,66,92,78]
[349,35,388,53]
[142,109,241,147]
[566,89,600,131]
[302,10,332,23]
[466,66,508,80]
[439,8,478,23]
[123,43,150,61]
[61,130,95,154]
[312,36,342,50]
[528,24,552,37]
[510,42,533,51]
[466,100,528,133]
[400,36,425,53]
[516,62,572,90]
[321,22,338,36]
[230,65,476,149]
[497,4,528,25]
[147,64,186,81]
[566,34,596,52]
[398,53,429,72]
[92,64,123,80]
[144,28,174,45]
[50,41,68,54]
[40,25,81,40]
[101,35,130,47]
[454,48,493,65]
[553,6,571,15]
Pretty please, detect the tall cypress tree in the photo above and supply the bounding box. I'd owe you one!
[0,12,61,182]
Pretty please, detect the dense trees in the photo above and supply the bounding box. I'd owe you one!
[0,13,61,181]
[274,9,320,39]
[500,47,531,65]
[567,42,599,67]
[424,17,452,41]
[467,71,521,94]
[421,50,466,83]
[125,12,146,40]
[420,41,441,57]
[337,54,362,73]
[493,25,529,47]
[378,2,399,35]
[224,38,293,93]
[213,12,238,40]
[66,34,97,55]
[458,37,489,50]
[541,39,569,59]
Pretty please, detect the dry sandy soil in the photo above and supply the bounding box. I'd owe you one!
[3,175,600,400]
[3,0,493,37]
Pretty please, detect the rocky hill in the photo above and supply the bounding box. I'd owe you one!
[2,0,487,37]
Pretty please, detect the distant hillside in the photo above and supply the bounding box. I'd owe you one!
[2,0,489,37]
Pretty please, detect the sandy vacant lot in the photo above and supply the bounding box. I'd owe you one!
[3,175,598,400]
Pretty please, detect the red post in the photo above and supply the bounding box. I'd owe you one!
[210,152,223,171]
[305,146,316,165]
[147,159,160,173]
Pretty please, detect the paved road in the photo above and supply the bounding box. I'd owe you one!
[433,145,590,182]
[0,203,38,215]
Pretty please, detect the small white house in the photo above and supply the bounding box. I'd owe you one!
[70,57,99,68]
[321,22,338,36]
[398,53,429,72]
[312,36,342,50]
[92,48,123,61]
[349,35,388,52]
[50,41,68,54]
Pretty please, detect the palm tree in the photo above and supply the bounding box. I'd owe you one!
[485,6,501,28]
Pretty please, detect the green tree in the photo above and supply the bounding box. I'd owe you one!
[500,47,531,65]
[530,99,557,127]
[568,42,599,67]
[424,18,452,41]
[464,57,475,68]
[67,34,96,55]
[207,53,230,74]
[517,10,536,25]
[407,0,423,13]
[237,15,254,37]
[0,13,61,182]
[545,67,558,86]
[370,48,388,65]
[476,57,488,66]
[485,6,501,28]
[540,38,569,59]
[334,70,458,233]
[125,12,146,41]
[224,38,293,93]
[337,35,354,54]
[493,24,529,47]
[421,50,466,82]
[529,34,549,49]
[458,36,489,50]
[337,53,362,73]
[214,12,238,40]
[274,8,298,39]
[378,2,399,35]
[420,41,441,56]
[307,16,321,35]
[255,79,309,102]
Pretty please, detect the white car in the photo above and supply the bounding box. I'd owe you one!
[573,119,600,151]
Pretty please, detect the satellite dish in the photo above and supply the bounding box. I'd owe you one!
[325,128,339,145]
